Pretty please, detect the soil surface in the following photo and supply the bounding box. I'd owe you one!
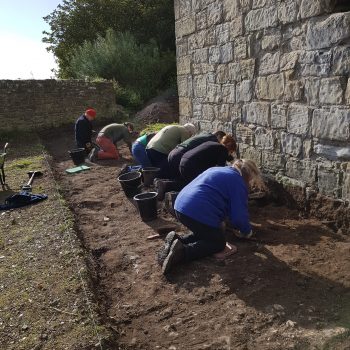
[42,129,350,350]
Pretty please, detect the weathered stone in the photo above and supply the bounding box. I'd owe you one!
[346,78,350,105]
[218,104,231,121]
[319,77,344,105]
[343,164,350,200]
[256,74,285,100]
[176,17,196,38]
[231,16,244,38]
[196,10,208,31]
[281,132,303,158]
[220,43,234,63]
[287,104,311,136]
[314,144,350,161]
[306,13,350,50]
[252,0,275,9]
[204,27,216,46]
[216,23,231,45]
[236,80,253,102]
[193,75,207,98]
[299,50,332,77]
[303,139,313,158]
[179,97,192,117]
[332,46,350,75]
[312,107,350,141]
[278,0,298,24]
[176,37,188,57]
[216,64,230,84]
[207,2,223,27]
[300,0,333,19]
[284,79,303,102]
[239,145,262,166]
[236,124,255,145]
[177,56,191,75]
[229,59,255,81]
[177,75,192,97]
[255,127,275,150]
[261,151,286,173]
[271,103,288,129]
[234,37,248,59]
[245,7,278,32]
[188,32,205,51]
[209,46,221,64]
[206,83,222,103]
[243,102,270,126]
[261,35,281,51]
[202,103,218,121]
[259,52,280,75]
[192,63,215,75]
[192,101,203,120]
[286,159,317,185]
[280,51,299,72]
[317,162,342,197]
[193,48,208,63]
[304,77,321,105]
[223,0,241,20]
[222,83,236,104]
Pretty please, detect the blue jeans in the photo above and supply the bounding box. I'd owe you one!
[132,141,152,168]
[175,211,226,261]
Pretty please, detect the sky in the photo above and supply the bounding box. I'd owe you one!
[0,0,62,79]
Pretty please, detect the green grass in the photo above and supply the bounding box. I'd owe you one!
[140,122,178,135]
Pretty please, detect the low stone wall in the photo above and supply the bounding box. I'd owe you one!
[175,0,350,229]
[0,80,118,132]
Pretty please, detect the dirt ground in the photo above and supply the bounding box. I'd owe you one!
[41,129,350,350]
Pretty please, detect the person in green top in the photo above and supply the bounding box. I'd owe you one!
[90,122,135,161]
[146,123,196,178]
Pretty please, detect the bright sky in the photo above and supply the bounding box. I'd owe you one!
[0,0,62,79]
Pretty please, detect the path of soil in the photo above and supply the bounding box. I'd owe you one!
[42,130,350,350]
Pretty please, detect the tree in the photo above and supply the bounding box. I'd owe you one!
[43,0,175,78]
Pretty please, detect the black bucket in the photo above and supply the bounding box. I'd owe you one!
[133,191,158,222]
[118,171,142,198]
[69,148,86,165]
[142,167,160,187]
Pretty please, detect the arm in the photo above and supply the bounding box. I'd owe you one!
[217,146,229,166]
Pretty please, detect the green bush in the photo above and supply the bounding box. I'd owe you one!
[69,30,176,107]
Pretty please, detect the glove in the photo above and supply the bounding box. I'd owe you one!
[235,230,254,239]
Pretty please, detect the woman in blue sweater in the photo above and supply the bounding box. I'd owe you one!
[159,159,264,274]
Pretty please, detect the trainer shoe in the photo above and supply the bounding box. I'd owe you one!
[162,239,185,275]
[157,231,178,266]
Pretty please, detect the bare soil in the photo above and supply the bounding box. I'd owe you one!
[42,129,350,350]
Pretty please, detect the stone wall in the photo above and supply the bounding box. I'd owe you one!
[0,80,118,132]
[175,0,350,227]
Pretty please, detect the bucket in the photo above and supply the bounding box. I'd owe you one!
[118,171,142,198]
[69,148,86,165]
[142,167,160,187]
[133,191,158,222]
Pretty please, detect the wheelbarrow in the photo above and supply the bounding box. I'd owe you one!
[0,143,8,187]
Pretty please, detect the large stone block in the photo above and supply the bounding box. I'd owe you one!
[317,162,342,198]
[332,46,350,75]
[188,31,205,50]
[234,37,248,59]
[206,83,222,103]
[176,17,196,38]
[193,74,207,98]
[216,64,230,83]
[176,37,188,57]
[280,51,299,72]
[193,48,208,63]
[319,77,344,105]
[223,0,241,20]
[228,59,255,81]
[230,16,244,38]
[255,127,275,150]
[304,77,320,106]
[271,103,288,129]
[306,13,350,50]
[222,83,236,103]
[207,1,223,27]
[284,79,303,102]
[299,50,332,77]
[261,151,286,173]
[281,132,303,158]
[177,75,192,97]
[236,124,255,145]
[236,80,253,102]
[261,34,281,51]
[287,104,311,136]
[243,102,270,126]
[285,159,317,185]
[256,74,285,100]
[209,46,221,64]
[192,63,215,75]
[278,0,298,24]
[216,23,231,45]
[314,144,350,161]
[312,107,350,141]
[259,52,280,75]
[300,0,327,19]
[202,103,218,121]
[196,10,208,31]
[177,56,191,75]
[245,6,278,32]
[179,97,192,117]
[239,145,262,166]
[220,42,234,63]
[343,163,350,200]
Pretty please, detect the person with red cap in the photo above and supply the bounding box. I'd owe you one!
[75,108,96,154]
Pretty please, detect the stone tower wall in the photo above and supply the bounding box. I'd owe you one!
[175,0,350,225]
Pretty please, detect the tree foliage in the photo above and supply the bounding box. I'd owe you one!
[43,0,176,78]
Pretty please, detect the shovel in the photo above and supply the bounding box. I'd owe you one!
[21,171,43,192]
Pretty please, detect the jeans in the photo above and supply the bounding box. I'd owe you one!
[132,141,152,168]
[168,146,186,179]
[175,211,226,261]
[95,135,119,160]
[146,148,171,178]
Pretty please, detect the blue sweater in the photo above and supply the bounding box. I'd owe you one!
[75,114,92,148]
[174,166,251,234]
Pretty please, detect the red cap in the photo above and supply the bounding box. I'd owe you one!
[85,108,96,118]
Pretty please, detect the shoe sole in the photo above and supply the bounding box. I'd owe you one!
[157,231,177,266]
[162,239,184,275]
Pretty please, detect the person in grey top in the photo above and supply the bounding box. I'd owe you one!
[90,122,134,161]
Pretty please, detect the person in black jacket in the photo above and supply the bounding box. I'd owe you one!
[179,134,237,184]
[74,108,96,154]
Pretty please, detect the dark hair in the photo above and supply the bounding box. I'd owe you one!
[124,122,134,131]
[213,130,226,140]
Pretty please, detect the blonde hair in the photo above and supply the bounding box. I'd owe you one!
[220,134,237,153]
[233,159,266,190]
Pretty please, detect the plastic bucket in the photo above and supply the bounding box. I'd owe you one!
[133,191,158,222]
[118,171,142,198]
[69,148,86,165]
[142,167,160,187]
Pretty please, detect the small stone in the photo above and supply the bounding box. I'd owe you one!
[286,320,297,328]
[21,324,29,330]
[103,216,110,222]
